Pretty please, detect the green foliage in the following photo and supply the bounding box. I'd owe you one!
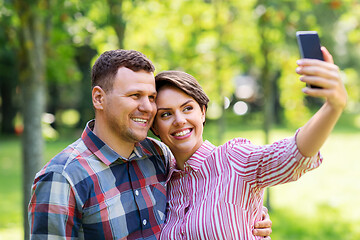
[343,68,360,112]
[2,0,360,133]
[270,206,360,240]
[278,55,312,127]
[58,108,80,127]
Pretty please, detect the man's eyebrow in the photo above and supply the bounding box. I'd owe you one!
[157,107,171,111]
[127,89,157,95]
[157,100,194,111]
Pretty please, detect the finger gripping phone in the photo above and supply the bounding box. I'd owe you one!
[296,31,323,88]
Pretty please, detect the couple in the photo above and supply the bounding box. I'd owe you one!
[28,48,347,239]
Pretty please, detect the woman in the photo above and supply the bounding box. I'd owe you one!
[152,47,347,239]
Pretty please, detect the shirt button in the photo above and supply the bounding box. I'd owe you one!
[143,219,147,225]
[135,190,139,196]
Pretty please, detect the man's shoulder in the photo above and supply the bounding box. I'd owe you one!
[141,136,168,148]
[139,137,172,162]
[37,138,87,177]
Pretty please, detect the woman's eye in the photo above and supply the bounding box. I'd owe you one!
[160,112,170,118]
[184,106,193,112]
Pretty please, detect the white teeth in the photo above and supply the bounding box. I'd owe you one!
[174,129,190,137]
[132,118,147,124]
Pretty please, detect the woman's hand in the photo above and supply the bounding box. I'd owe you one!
[253,206,272,239]
[296,46,347,111]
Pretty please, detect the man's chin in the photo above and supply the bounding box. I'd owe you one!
[130,130,149,142]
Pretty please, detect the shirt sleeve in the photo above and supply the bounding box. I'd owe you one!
[226,131,323,190]
[28,171,82,239]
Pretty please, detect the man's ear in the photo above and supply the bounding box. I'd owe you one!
[92,86,105,110]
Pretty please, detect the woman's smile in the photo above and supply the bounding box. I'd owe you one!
[171,128,193,139]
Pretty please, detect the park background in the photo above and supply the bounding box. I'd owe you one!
[1,0,360,239]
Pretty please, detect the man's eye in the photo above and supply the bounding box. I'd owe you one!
[130,94,140,98]
[149,95,156,102]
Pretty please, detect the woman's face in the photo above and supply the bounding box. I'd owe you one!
[152,85,205,161]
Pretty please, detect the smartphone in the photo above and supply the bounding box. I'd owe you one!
[296,31,323,88]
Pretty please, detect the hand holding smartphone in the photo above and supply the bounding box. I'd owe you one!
[296,31,323,88]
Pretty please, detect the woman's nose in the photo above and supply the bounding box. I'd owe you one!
[173,112,186,126]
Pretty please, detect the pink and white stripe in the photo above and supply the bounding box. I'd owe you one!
[160,134,322,239]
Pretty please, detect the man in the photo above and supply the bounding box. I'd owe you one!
[28,49,271,239]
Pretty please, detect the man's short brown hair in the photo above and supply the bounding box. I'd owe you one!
[91,49,155,92]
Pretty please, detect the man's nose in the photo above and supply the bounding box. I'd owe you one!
[139,97,154,112]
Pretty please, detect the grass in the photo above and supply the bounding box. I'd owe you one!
[0,136,22,231]
[1,115,360,239]
[0,136,76,240]
[270,206,360,240]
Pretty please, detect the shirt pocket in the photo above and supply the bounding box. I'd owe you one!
[143,181,167,224]
[82,191,136,224]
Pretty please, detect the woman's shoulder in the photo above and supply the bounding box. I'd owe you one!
[220,137,254,150]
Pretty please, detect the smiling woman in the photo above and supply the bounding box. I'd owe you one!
[151,71,279,239]
[151,56,347,239]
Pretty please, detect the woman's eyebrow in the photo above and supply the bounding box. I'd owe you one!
[157,100,194,111]
[180,100,194,107]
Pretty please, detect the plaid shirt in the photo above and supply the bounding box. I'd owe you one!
[28,120,171,240]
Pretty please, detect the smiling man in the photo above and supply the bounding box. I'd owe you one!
[28,50,172,239]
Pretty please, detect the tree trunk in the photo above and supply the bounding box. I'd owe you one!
[75,45,97,128]
[21,74,45,240]
[107,0,126,48]
[14,0,48,238]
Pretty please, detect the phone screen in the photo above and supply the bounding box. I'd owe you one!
[296,31,323,60]
[296,31,323,88]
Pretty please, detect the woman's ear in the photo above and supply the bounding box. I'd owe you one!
[201,105,206,123]
[92,86,105,110]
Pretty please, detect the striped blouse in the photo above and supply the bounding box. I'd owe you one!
[160,134,322,239]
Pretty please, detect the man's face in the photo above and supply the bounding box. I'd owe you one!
[102,67,157,144]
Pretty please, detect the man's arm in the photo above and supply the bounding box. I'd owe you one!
[295,47,347,157]
[253,206,272,239]
[29,172,81,239]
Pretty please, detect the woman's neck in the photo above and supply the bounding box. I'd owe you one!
[174,155,189,171]
[172,145,202,171]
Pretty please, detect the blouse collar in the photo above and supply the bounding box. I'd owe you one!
[166,140,215,183]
